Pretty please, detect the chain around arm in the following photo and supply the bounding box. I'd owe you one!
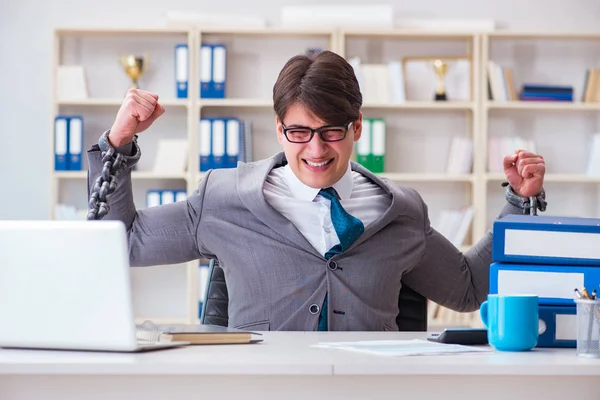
[86,130,140,220]
[501,181,547,216]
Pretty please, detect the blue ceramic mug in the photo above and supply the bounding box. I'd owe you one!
[480,294,539,351]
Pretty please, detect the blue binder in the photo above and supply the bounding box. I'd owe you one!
[211,118,226,169]
[199,118,212,172]
[175,44,189,99]
[146,190,161,208]
[211,44,226,98]
[160,190,175,205]
[537,305,576,348]
[68,116,83,170]
[225,118,240,168]
[489,262,600,305]
[492,214,600,265]
[175,190,187,202]
[200,44,212,98]
[54,116,69,171]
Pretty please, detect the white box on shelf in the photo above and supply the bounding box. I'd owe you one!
[152,139,188,174]
[56,65,88,100]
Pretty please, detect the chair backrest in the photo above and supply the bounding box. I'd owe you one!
[200,259,427,331]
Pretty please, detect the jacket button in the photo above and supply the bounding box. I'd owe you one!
[309,304,320,314]
[327,261,338,271]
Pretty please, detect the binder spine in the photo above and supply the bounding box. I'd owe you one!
[175,44,189,99]
[54,116,69,171]
[212,44,226,98]
[200,44,212,98]
[68,116,83,170]
[371,118,386,173]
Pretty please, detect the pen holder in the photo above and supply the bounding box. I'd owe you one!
[574,298,600,358]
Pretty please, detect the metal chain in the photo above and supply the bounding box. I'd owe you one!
[501,181,547,216]
[86,146,125,220]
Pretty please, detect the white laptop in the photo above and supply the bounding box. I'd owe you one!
[0,220,187,352]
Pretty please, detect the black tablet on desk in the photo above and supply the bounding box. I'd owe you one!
[427,328,488,345]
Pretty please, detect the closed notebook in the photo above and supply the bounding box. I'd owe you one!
[136,321,263,345]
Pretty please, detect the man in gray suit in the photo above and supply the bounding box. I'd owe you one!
[87,51,546,331]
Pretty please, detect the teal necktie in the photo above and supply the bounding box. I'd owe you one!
[317,187,365,331]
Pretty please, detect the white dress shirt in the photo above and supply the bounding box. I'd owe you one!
[263,163,391,256]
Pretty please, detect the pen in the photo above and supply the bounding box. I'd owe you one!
[581,287,591,300]
[574,288,582,299]
[592,289,597,300]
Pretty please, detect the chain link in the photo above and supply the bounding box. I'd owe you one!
[86,130,139,220]
[86,147,125,220]
[501,181,547,216]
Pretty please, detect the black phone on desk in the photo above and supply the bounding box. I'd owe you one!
[427,328,488,345]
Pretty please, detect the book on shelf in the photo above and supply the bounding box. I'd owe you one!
[136,321,263,345]
[583,69,600,102]
[487,60,512,101]
[349,58,406,104]
[433,206,475,247]
[446,136,473,174]
[520,84,574,102]
[586,133,600,176]
[487,136,536,173]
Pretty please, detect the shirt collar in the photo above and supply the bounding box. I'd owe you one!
[283,162,353,202]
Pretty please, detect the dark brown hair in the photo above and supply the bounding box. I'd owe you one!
[273,50,362,126]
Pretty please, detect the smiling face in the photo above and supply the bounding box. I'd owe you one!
[276,103,362,188]
[272,50,364,188]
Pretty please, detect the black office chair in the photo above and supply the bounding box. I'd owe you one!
[200,259,428,331]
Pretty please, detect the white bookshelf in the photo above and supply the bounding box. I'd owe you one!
[51,27,197,325]
[481,31,600,233]
[51,26,600,330]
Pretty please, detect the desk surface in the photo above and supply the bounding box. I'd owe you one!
[0,332,599,376]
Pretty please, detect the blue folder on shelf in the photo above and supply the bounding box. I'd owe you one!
[492,214,600,265]
[537,305,576,348]
[175,44,189,99]
[225,118,240,168]
[489,262,600,305]
[199,118,212,171]
[54,116,69,171]
[68,116,83,171]
[211,44,226,98]
[200,44,212,98]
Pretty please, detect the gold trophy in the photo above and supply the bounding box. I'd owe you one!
[432,59,448,101]
[120,55,146,89]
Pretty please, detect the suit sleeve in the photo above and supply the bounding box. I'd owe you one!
[87,143,212,266]
[401,198,524,312]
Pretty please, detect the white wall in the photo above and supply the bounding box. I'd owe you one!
[1,0,600,219]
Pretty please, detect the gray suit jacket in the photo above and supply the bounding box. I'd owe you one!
[88,145,522,331]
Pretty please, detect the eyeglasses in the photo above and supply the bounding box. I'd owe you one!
[281,122,353,143]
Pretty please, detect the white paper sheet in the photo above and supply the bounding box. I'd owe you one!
[312,339,490,357]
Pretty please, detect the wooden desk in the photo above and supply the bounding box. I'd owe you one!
[1,332,599,400]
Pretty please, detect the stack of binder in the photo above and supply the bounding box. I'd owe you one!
[355,118,386,173]
[198,117,249,171]
[200,44,227,98]
[54,115,83,171]
[146,190,187,208]
[174,43,227,99]
[490,214,600,348]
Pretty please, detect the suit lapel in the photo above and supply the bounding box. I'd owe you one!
[237,153,323,259]
[236,153,407,258]
[343,162,408,252]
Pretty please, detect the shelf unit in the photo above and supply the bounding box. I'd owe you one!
[481,31,600,230]
[51,26,600,328]
[51,27,198,325]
